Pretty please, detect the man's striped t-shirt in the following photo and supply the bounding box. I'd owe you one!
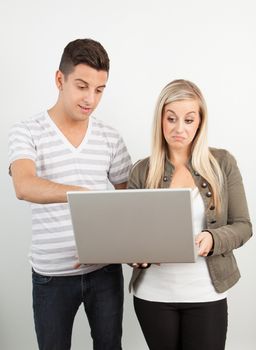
[8,111,132,276]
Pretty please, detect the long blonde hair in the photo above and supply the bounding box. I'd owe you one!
[146,79,223,212]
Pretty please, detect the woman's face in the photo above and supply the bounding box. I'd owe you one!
[162,99,201,155]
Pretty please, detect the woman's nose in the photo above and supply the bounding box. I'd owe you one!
[175,120,184,133]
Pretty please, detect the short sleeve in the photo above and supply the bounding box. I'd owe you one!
[8,121,37,166]
[108,135,132,185]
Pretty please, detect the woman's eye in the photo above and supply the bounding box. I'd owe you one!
[167,116,176,123]
[185,119,193,124]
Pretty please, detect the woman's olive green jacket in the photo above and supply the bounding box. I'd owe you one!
[128,148,252,293]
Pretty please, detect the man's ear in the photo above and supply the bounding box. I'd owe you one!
[55,70,64,90]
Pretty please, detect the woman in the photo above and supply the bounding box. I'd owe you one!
[128,79,252,350]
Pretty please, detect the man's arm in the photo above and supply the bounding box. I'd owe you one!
[10,159,87,204]
[114,182,127,190]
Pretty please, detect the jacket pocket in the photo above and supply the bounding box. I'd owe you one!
[208,252,238,283]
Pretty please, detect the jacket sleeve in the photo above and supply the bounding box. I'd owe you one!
[127,158,148,189]
[208,151,253,256]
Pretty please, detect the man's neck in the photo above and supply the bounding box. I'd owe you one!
[47,104,89,148]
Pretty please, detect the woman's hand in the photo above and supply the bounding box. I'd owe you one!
[131,263,151,269]
[195,231,214,257]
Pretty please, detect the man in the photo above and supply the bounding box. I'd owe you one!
[8,38,132,350]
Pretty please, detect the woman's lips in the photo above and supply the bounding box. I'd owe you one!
[172,136,185,141]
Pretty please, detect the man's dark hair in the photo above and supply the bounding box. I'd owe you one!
[59,38,110,76]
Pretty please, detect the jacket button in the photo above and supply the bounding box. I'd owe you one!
[210,205,215,210]
[163,176,168,182]
[206,191,212,197]
[201,182,207,188]
[210,220,216,224]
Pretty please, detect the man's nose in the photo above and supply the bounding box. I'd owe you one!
[83,90,95,105]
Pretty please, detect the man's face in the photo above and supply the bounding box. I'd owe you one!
[56,63,108,122]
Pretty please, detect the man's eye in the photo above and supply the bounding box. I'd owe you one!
[78,86,85,89]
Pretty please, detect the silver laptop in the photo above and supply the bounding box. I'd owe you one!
[67,188,197,264]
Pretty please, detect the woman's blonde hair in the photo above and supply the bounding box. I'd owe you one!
[146,79,223,212]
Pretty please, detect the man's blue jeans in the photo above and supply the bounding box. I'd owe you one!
[32,264,123,350]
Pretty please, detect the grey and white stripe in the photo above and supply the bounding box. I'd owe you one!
[9,111,132,276]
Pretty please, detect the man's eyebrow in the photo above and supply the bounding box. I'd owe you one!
[75,79,88,85]
[75,79,106,88]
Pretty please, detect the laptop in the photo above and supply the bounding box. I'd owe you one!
[67,188,198,264]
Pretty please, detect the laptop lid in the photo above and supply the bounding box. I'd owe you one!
[67,188,197,264]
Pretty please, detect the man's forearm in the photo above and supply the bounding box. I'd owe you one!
[13,175,87,204]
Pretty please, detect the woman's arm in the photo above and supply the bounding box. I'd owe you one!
[205,151,252,256]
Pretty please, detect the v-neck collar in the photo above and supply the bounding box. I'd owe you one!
[45,111,92,153]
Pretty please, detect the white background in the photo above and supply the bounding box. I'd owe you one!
[1,1,255,349]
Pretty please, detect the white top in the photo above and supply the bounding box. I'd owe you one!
[8,111,132,276]
[134,187,227,302]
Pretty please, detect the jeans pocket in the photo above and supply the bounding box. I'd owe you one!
[103,264,122,273]
[32,269,53,285]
